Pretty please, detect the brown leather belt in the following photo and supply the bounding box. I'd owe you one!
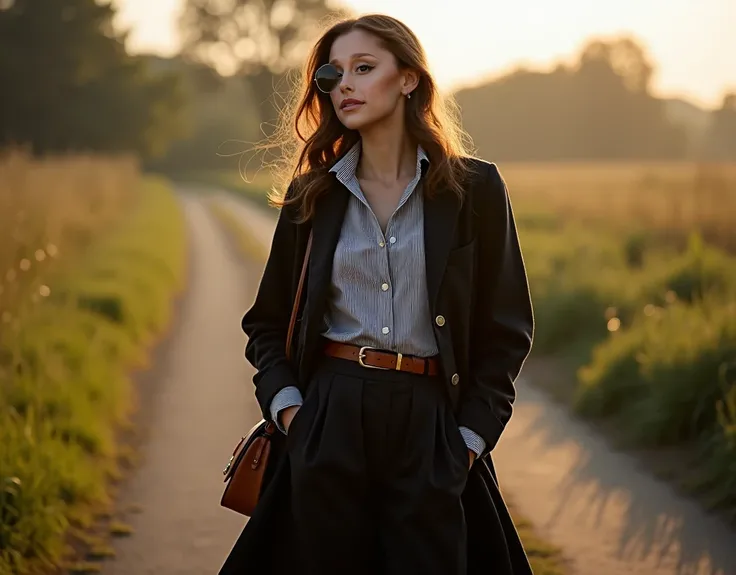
[323,341,440,376]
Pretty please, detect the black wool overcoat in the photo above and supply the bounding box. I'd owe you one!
[219,157,536,575]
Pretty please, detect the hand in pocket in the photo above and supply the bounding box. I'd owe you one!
[281,405,301,434]
[467,449,476,470]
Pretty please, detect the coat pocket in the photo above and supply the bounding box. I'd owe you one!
[446,238,476,268]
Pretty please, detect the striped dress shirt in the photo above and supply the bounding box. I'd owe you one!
[269,141,486,457]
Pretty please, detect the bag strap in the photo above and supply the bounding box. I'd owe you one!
[285,230,313,361]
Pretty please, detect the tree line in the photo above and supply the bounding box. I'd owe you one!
[0,0,187,159]
[454,37,736,162]
[1,0,734,168]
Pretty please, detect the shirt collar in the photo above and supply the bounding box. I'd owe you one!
[329,140,429,185]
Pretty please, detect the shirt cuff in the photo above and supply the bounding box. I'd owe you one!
[459,426,486,458]
[269,386,304,434]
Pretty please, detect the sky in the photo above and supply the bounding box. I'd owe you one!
[111,0,736,110]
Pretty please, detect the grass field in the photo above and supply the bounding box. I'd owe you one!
[503,162,736,248]
[179,162,736,253]
[198,160,736,524]
[505,162,736,523]
[0,152,187,574]
[0,151,139,326]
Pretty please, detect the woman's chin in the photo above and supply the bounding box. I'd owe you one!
[338,110,375,131]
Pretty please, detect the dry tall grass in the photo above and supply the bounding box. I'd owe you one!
[503,162,736,251]
[189,161,736,250]
[506,162,736,521]
[0,149,139,330]
[0,150,185,573]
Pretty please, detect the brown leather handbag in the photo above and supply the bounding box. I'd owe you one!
[221,231,313,517]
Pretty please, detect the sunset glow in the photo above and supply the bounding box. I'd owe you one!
[113,0,736,109]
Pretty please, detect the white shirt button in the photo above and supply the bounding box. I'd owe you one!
[381,326,390,334]
[381,283,389,291]
[389,236,396,244]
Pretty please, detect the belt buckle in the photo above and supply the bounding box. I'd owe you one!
[358,346,390,370]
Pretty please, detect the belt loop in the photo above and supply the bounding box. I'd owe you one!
[395,352,403,371]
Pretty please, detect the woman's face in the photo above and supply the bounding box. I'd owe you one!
[326,29,417,131]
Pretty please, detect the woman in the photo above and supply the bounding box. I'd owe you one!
[220,12,534,575]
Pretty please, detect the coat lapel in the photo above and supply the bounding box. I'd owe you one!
[298,181,350,381]
[423,187,461,310]
[307,182,350,301]
[298,179,460,381]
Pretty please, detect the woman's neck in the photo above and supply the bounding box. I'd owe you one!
[357,119,416,185]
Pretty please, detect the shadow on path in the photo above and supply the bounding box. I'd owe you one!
[494,380,736,575]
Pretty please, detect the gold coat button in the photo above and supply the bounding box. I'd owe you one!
[435,315,446,327]
[451,373,460,386]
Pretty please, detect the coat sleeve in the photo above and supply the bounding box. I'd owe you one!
[457,162,534,457]
[240,186,302,422]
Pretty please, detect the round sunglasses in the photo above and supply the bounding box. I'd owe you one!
[313,63,342,93]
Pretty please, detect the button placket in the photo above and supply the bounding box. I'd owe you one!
[330,149,435,361]
[378,222,394,347]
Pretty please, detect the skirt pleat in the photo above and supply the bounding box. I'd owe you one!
[287,355,469,575]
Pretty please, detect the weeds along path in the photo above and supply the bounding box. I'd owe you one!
[211,190,736,575]
[100,192,263,575]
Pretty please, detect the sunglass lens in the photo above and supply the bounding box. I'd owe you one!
[314,64,340,93]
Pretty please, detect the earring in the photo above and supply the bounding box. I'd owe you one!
[406,92,412,99]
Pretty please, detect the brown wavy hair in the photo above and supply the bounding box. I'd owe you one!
[266,13,476,223]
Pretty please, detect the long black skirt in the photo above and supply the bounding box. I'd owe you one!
[218,356,534,575]
[287,355,470,575]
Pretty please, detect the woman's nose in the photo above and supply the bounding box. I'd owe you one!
[339,75,353,93]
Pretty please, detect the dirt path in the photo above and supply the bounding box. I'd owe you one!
[211,191,736,575]
[100,192,263,574]
[494,381,736,575]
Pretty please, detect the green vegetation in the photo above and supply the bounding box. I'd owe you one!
[511,164,736,522]
[511,512,567,575]
[455,39,736,163]
[0,1,186,158]
[0,177,187,575]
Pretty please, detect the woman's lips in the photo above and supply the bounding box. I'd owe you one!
[340,99,364,111]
